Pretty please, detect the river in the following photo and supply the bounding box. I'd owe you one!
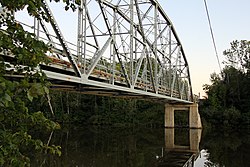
[30,126,250,167]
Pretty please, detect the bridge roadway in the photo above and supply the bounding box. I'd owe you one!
[43,55,192,104]
[3,54,192,103]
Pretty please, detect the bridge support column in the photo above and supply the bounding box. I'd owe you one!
[164,103,202,128]
[189,103,202,129]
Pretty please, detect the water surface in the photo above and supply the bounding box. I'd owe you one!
[30,126,250,167]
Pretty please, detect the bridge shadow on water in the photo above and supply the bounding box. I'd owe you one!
[30,126,202,167]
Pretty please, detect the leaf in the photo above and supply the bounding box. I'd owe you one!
[27,90,33,102]
[65,6,69,11]
[27,83,44,100]
[0,82,6,89]
[0,114,4,122]
[44,86,49,94]
[4,93,11,102]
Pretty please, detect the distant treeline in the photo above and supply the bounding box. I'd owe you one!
[199,40,250,129]
[29,90,165,127]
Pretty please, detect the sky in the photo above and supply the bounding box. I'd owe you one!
[158,0,250,97]
[14,0,250,97]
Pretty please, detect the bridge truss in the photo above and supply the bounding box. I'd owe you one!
[2,0,194,103]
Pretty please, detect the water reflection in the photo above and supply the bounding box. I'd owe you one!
[30,126,204,167]
[198,129,250,167]
[157,128,202,167]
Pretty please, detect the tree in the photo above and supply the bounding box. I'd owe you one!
[0,1,67,166]
[201,40,250,127]
[223,40,250,72]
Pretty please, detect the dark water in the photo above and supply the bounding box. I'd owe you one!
[196,128,250,167]
[30,126,250,167]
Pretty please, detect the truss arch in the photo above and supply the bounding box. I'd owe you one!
[4,0,194,102]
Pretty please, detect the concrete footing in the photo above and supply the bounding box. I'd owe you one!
[165,103,202,129]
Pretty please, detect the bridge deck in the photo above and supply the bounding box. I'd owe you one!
[46,60,192,103]
[2,51,192,104]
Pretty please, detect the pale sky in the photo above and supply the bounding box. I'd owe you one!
[159,0,250,96]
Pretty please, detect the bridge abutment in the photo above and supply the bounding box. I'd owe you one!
[164,103,202,129]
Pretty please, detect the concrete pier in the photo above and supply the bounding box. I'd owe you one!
[165,103,202,129]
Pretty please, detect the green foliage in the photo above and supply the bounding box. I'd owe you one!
[37,90,164,127]
[0,0,69,166]
[0,58,61,166]
[223,40,250,71]
[200,40,250,128]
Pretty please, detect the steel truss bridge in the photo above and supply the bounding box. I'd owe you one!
[1,0,194,104]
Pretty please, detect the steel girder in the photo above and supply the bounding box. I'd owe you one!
[12,0,193,102]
